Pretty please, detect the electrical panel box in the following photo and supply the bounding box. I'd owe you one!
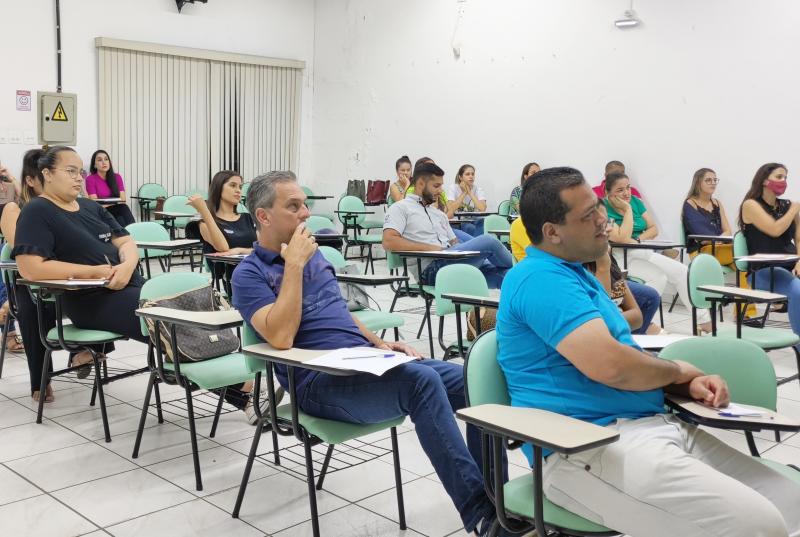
[38,92,77,146]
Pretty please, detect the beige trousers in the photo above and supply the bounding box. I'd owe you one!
[542,414,800,537]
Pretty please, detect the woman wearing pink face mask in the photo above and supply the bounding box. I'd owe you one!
[740,162,800,336]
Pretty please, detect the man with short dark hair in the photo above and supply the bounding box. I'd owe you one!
[382,162,513,288]
[232,171,502,536]
[497,166,800,537]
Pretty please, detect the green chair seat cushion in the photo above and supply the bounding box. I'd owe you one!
[503,473,614,534]
[353,310,404,331]
[758,458,800,484]
[164,353,264,390]
[314,213,336,223]
[47,325,123,344]
[714,324,800,349]
[276,404,404,445]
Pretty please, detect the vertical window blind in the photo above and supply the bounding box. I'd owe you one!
[96,38,303,197]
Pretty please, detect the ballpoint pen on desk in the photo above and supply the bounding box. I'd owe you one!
[341,353,396,360]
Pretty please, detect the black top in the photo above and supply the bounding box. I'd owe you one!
[200,213,256,255]
[12,197,144,286]
[742,197,797,271]
[682,200,723,253]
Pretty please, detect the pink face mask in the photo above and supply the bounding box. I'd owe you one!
[765,180,788,196]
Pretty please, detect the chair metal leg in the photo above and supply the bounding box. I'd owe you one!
[303,435,322,537]
[745,431,760,457]
[209,388,226,438]
[153,379,164,424]
[132,371,157,458]
[659,299,664,327]
[425,299,435,358]
[93,352,112,443]
[315,444,335,490]
[0,316,10,378]
[393,327,400,341]
[184,384,203,491]
[233,417,265,518]
[775,431,781,443]
[668,292,679,313]
[390,427,407,529]
[36,349,52,424]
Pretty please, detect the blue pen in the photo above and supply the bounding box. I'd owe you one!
[341,353,396,360]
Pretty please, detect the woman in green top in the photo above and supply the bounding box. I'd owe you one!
[604,172,711,332]
[509,162,539,215]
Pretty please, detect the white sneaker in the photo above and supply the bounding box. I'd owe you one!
[244,383,285,425]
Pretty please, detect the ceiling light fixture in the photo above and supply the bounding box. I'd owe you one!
[614,1,641,29]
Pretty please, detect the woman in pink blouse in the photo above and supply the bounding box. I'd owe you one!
[85,150,135,226]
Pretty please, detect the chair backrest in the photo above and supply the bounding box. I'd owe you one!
[184,189,208,200]
[237,202,249,214]
[306,215,336,233]
[0,243,12,284]
[126,222,171,259]
[678,219,687,248]
[241,182,250,200]
[733,231,748,272]
[319,245,347,270]
[464,330,510,406]
[687,254,725,309]
[659,337,777,410]
[138,183,168,208]
[386,250,403,272]
[242,322,267,374]
[138,272,211,337]
[497,200,511,217]
[337,195,367,227]
[483,214,511,243]
[301,186,315,209]
[434,264,490,316]
[162,195,196,227]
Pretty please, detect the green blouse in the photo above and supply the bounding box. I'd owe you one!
[604,196,648,239]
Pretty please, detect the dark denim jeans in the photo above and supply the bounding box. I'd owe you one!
[422,234,513,289]
[298,359,494,533]
[753,266,800,337]
[627,279,661,334]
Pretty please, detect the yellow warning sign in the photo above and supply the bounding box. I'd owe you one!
[52,101,68,122]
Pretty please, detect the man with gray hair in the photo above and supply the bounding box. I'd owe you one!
[232,171,501,536]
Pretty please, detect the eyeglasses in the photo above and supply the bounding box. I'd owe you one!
[53,167,83,179]
[703,178,720,185]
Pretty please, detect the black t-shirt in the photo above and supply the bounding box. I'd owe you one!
[201,212,256,254]
[12,197,144,286]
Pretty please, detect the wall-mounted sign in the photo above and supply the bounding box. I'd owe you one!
[16,90,31,111]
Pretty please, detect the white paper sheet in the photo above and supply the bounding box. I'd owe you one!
[304,347,417,376]
[632,334,693,350]
[717,402,763,417]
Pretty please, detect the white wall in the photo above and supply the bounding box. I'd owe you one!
[311,0,800,236]
[0,0,314,181]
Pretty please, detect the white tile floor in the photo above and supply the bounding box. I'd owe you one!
[0,255,799,537]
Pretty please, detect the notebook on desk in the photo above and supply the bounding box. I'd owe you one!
[305,347,417,376]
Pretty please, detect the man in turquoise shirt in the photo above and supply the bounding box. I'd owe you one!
[496,167,800,537]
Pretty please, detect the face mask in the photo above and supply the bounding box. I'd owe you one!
[765,180,788,196]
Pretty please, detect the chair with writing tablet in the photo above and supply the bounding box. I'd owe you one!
[0,243,21,378]
[126,221,174,275]
[136,182,168,220]
[319,246,404,340]
[459,330,621,537]
[232,324,407,537]
[132,272,269,491]
[660,336,800,479]
[688,254,800,391]
[337,195,383,274]
[433,263,490,360]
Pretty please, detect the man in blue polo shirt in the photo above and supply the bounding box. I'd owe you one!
[497,167,800,537]
[231,171,505,537]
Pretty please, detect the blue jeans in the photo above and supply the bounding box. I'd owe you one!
[752,267,800,337]
[459,218,485,238]
[627,280,660,334]
[298,359,494,532]
[422,234,513,289]
[453,228,474,243]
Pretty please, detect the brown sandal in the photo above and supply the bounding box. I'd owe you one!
[5,332,24,353]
